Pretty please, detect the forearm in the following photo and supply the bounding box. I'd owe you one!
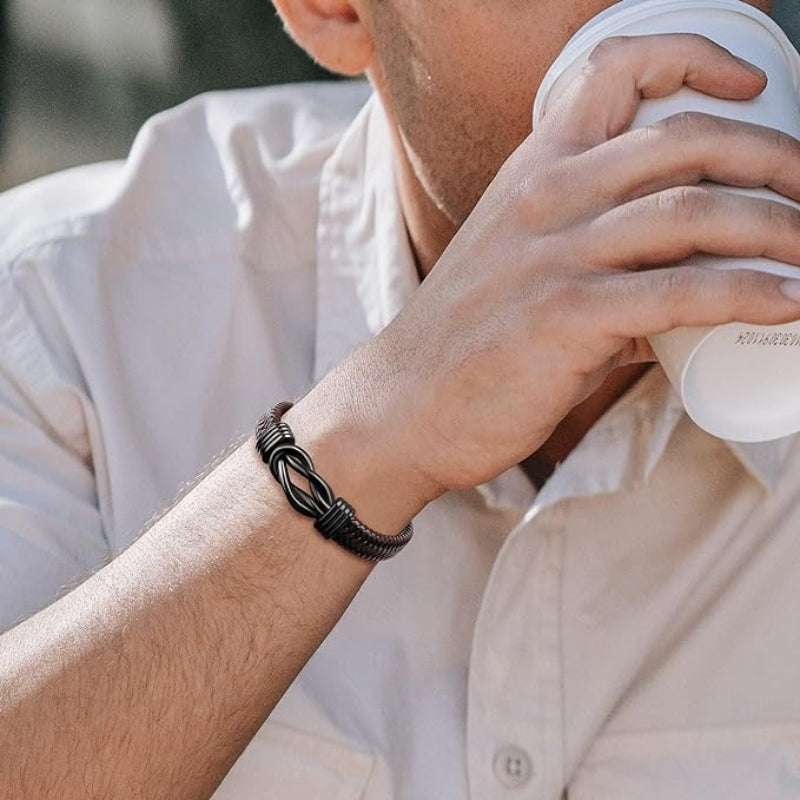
[0,401,407,798]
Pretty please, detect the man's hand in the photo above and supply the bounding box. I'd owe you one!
[299,34,800,521]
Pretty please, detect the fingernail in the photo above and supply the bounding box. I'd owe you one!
[780,279,800,302]
[733,55,767,80]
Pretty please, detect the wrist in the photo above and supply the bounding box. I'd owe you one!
[280,390,433,538]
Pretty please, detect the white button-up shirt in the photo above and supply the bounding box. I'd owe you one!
[2,81,800,800]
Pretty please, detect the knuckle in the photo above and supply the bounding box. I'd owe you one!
[588,32,718,69]
[587,36,629,67]
[656,266,717,322]
[503,161,572,229]
[669,32,728,60]
[518,159,563,196]
[658,268,691,301]
[660,111,718,143]
[544,272,594,314]
[679,32,719,51]
[655,185,712,225]
[631,123,665,149]
[658,113,691,144]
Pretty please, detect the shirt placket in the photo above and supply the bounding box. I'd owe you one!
[465,373,690,800]
[467,498,568,800]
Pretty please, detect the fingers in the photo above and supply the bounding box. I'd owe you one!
[565,114,800,212]
[578,186,800,270]
[539,33,767,151]
[591,267,800,344]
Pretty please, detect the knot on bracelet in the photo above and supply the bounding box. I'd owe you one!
[255,401,414,561]
[266,443,335,519]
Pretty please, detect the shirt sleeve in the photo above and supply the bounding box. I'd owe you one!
[0,260,110,633]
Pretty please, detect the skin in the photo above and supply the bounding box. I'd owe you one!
[274,0,775,485]
[4,1,800,798]
[363,0,773,252]
[362,0,775,483]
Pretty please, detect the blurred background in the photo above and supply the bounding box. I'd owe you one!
[0,0,338,190]
[0,0,798,191]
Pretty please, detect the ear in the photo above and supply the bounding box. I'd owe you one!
[272,0,374,76]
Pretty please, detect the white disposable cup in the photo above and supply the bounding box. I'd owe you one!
[533,0,800,443]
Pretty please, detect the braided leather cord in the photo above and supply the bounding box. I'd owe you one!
[255,402,413,561]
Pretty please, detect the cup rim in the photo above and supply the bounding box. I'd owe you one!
[533,0,800,124]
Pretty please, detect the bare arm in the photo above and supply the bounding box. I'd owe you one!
[0,395,423,799]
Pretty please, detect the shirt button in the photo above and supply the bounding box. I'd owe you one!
[493,744,533,789]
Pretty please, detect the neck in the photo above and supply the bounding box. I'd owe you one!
[393,138,457,278]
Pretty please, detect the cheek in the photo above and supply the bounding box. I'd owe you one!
[374,11,547,219]
[370,1,618,220]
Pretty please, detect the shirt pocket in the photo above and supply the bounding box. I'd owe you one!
[568,722,800,799]
[211,719,381,800]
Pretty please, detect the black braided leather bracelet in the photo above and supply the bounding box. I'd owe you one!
[255,402,413,561]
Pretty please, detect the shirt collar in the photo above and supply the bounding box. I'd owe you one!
[647,371,790,493]
[313,92,418,383]
[726,436,791,490]
[532,367,787,518]
[313,91,787,512]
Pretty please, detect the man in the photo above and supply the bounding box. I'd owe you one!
[2,0,800,796]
